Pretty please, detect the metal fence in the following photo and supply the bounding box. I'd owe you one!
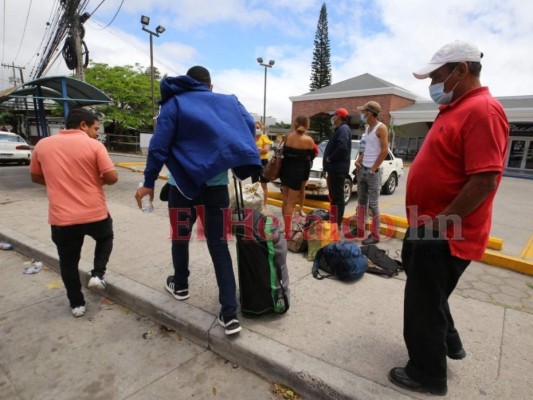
[103,133,141,154]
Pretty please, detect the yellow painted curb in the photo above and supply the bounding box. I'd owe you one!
[520,234,533,259]
[267,191,503,250]
[115,162,146,166]
[482,250,533,276]
[213,190,532,274]
[114,162,167,180]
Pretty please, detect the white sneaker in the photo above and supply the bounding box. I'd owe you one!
[88,276,107,290]
[71,305,86,318]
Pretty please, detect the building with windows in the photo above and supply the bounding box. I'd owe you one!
[290,73,533,177]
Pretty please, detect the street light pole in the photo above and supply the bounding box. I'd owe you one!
[141,16,165,132]
[257,58,275,130]
[149,33,155,129]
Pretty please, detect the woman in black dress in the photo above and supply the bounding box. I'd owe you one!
[280,115,315,237]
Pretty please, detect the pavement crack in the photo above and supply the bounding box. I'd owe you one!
[497,307,507,379]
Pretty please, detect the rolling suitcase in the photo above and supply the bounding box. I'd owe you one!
[233,178,290,317]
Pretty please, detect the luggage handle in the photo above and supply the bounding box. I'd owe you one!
[233,175,245,221]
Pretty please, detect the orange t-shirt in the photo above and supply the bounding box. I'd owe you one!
[30,130,115,226]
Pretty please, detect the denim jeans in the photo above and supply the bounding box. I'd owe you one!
[51,215,114,308]
[168,184,238,316]
[356,166,382,236]
[401,226,470,387]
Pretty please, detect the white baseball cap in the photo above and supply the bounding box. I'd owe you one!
[413,40,483,79]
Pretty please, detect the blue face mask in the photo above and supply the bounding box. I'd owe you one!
[429,67,460,105]
[360,113,367,123]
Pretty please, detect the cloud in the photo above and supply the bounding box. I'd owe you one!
[2,0,533,125]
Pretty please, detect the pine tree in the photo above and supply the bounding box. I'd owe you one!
[310,3,332,91]
[310,3,332,140]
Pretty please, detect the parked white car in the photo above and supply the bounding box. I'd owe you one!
[275,140,403,204]
[0,131,32,165]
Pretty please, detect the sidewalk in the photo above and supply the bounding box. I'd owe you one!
[0,251,282,400]
[1,168,532,399]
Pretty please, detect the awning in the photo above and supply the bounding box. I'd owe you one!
[0,76,111,108]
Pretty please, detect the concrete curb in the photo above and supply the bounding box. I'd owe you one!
[0,227,409,400]
[267,192,533,276]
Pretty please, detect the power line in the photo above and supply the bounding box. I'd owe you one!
[40,50,62,77]
[87,17,180,76]
[13,0,34,63]
[32,0,82,79]
[2,0,6,67]
[89,0,106,16]
[91,0,124,30]
[29,0,63,77]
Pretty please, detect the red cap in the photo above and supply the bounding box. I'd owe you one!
[334,108,349,118]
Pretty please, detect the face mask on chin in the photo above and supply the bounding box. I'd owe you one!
[429,67,460,105]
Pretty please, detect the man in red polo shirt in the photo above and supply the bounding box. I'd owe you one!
[388,41,509,396]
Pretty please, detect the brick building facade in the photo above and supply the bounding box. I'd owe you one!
[290,73,418,126]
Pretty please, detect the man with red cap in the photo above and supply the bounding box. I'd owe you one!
[389,40,509,396]
[323,108,351,227]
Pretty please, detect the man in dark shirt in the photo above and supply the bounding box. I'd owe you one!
[323,108,351,227]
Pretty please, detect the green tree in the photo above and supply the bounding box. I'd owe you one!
[144,66,162,81]
[309,3,332,141]
[310,3,332,92]
[273,121,291,129]
[84,62,158,133]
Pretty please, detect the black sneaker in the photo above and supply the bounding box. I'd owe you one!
[218,313,242,335]
[447,348,467,360]
[165,276,189,300]
[362,234,379,245]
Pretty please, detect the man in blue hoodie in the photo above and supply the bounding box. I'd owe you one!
[323,108,352,227]
[135,66,261,336]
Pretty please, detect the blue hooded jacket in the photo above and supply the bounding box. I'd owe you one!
[143,75,261,199]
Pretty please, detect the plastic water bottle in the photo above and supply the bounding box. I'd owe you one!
[23,261,42,274]
[0,241,13,250]
[138,182,154,213]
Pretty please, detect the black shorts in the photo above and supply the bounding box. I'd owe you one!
[251,159,269,184]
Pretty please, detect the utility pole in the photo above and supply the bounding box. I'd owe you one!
[73,21,84,80]
[70,8,84,80]
[63,0,85,81]
[1,62,25,86]
[1,63,28,135]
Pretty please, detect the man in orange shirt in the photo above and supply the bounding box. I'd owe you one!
[30,109,118,318]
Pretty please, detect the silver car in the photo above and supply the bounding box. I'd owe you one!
[0,132,32,165]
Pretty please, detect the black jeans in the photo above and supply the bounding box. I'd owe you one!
[327,173,345,226]
[51,215,114,308]
[168,185,238,316]
[401,226,470,388]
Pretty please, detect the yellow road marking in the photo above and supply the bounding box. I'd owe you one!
[114,162,167,180]
[520,234,533,259]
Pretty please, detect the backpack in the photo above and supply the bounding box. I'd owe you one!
[360,244,403,277]
[312,241,368,282]
[287,214,307,253]
[304,209,329,228]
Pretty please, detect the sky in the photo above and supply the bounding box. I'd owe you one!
[1,0,533,123]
